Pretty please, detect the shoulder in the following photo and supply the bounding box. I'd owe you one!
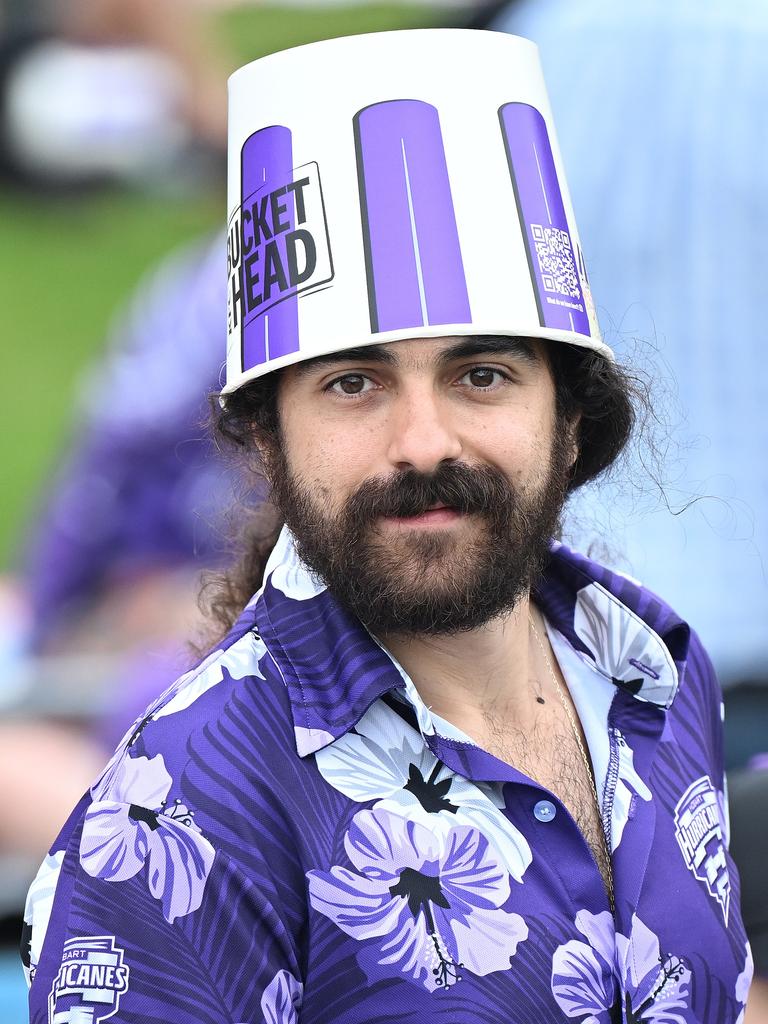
[87,616,304,860]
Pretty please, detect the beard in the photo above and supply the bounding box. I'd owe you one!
[267,437,572,637]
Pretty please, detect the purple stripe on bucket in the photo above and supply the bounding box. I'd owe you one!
[354,99,471,334]
[240,125,300,371]
[499,103,590,336]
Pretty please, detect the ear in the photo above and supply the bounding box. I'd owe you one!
[243,421,277,483]
[566,413,581,469]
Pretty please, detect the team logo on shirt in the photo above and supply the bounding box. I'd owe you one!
[48,936,129,1024]
[674,775,731,924]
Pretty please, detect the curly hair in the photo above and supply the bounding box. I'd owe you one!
[198,340,643,643]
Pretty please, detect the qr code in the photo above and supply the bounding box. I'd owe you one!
[531,224,580,298]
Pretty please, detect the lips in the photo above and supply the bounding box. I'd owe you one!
[381,504,463,527]
[399,504,453,518]
[341,462,505,526]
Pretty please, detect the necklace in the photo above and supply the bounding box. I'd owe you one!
[529,613,615,911]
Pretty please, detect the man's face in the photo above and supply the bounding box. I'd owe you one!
[267,336,574,635]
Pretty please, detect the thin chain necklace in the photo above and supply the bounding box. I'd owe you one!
[529,614,615,912]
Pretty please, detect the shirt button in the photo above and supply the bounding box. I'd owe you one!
[533,799,557,822]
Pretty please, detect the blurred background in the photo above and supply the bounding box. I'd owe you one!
[1,0,766,1020]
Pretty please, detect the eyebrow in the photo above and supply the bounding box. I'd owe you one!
[437,335,539,366]
[290,345,396,379]
[290,335,540,380]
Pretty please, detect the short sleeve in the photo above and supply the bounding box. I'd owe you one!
[24,789,303,1023]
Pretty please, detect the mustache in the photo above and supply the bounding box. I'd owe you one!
[343,462,515,523]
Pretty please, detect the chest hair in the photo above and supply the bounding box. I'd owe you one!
[480,708,613,897]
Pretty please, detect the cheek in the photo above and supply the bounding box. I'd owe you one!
[468,405,555,481]
[283,423,379,508]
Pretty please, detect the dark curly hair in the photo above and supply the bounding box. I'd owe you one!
[199,339,643,643]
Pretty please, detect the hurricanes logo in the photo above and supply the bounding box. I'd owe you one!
[674,776,731,924]
[48,936,129,1024]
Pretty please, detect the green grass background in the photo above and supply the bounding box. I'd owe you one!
[0,4,451,567]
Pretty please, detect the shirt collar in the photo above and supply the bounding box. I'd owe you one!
[251,528,689,758]
[534,540,687,710]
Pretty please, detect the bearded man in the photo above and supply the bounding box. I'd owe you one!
[26,29,750,1024]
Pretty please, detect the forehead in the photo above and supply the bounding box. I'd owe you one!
[285,335,545,382]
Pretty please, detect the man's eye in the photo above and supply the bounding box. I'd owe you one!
[461,367,507,389]
[329,374,374,396]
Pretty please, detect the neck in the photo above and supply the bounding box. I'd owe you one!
[380,594,540,735]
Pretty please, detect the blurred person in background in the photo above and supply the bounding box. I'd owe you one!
[23,233,232,726]
[0,0,232,868]
[483,0,768,1018]
[0,233,235,862]
[0,0,232,959]
[0,0,228,190]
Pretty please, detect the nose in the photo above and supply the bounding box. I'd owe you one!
[385,386,463,473]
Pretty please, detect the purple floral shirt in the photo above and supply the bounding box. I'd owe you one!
[24,529,752,1023]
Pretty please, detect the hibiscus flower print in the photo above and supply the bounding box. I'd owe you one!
[80,753,215,923]
[307,807,527,992]
[574,584,677,707]
[151,628,266,721]
[265,527,326,601]
[21,850,64,986]
[551,910,692,1023]
[91,629,267,800]
[260,969,303,1024]
[314,699,532,881]
[734,944,753,1024]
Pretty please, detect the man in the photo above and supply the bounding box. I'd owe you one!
[25,29,750,1023]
